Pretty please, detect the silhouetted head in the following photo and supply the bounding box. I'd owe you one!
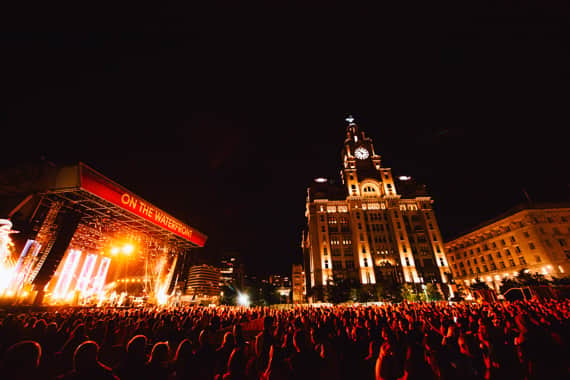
[263,316,275,331]
[227,348,245,375]
[199,329,212,347]
[149,342,169,365]
[293,330,308,352]
[73,341,99,372]
[127,335,147,362]
[2,340,41,374]
[222,332,235,349]
[175,339,193,363]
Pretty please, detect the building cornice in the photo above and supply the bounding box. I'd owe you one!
[445,202,570,246]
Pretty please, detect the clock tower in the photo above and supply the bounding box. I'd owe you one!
[302,115,451,302]
[341,116,388,197]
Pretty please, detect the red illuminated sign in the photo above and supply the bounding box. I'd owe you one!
[79,164,207,247]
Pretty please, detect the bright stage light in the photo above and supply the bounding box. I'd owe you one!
[111,247,119,255]
[237,292,250,306]
[122,244,134,255]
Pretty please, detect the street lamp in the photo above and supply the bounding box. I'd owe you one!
[237,292,250,307]
[122,244,134,255]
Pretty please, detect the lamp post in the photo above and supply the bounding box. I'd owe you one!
[111,243,134,297]
[122,244,133,296]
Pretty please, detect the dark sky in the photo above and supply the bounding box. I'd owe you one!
[1,2,569,277]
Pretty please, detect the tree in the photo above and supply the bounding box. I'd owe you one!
[308,285,324,303]
[401,283,420,302]
[499,277,520,294]
[469,278,490,291]
[374,283,388,301]
[220,284,237,305]
[450,284,466,302]
[259,283,280,305]
[551,276,570,285]
[324,276,352,304]
[516,269,550,286]
[424,283,443,302]
[358,284,376,303]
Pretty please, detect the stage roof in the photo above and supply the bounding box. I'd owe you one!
[41,163,207,250]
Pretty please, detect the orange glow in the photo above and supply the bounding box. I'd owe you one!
[122,244,134,255]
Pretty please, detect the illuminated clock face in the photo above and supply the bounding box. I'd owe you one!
[354,147,369,160]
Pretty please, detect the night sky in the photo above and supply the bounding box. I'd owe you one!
[2,2,569,277]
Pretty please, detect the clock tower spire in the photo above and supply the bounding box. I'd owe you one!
[341,115,384,195]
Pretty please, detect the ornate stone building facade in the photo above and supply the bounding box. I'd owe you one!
[302,117,450,300]
[445,203,570,291]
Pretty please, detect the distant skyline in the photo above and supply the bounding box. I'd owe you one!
[1,3,569,276]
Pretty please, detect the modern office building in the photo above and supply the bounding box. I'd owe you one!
[292,264,306,303]
[269,274,291,288]
[302,117,450,300]
[219,253,244,290]
[185,264,221,303]
[444,203,570,292]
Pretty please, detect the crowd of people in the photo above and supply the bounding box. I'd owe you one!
[0,299,568,380]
